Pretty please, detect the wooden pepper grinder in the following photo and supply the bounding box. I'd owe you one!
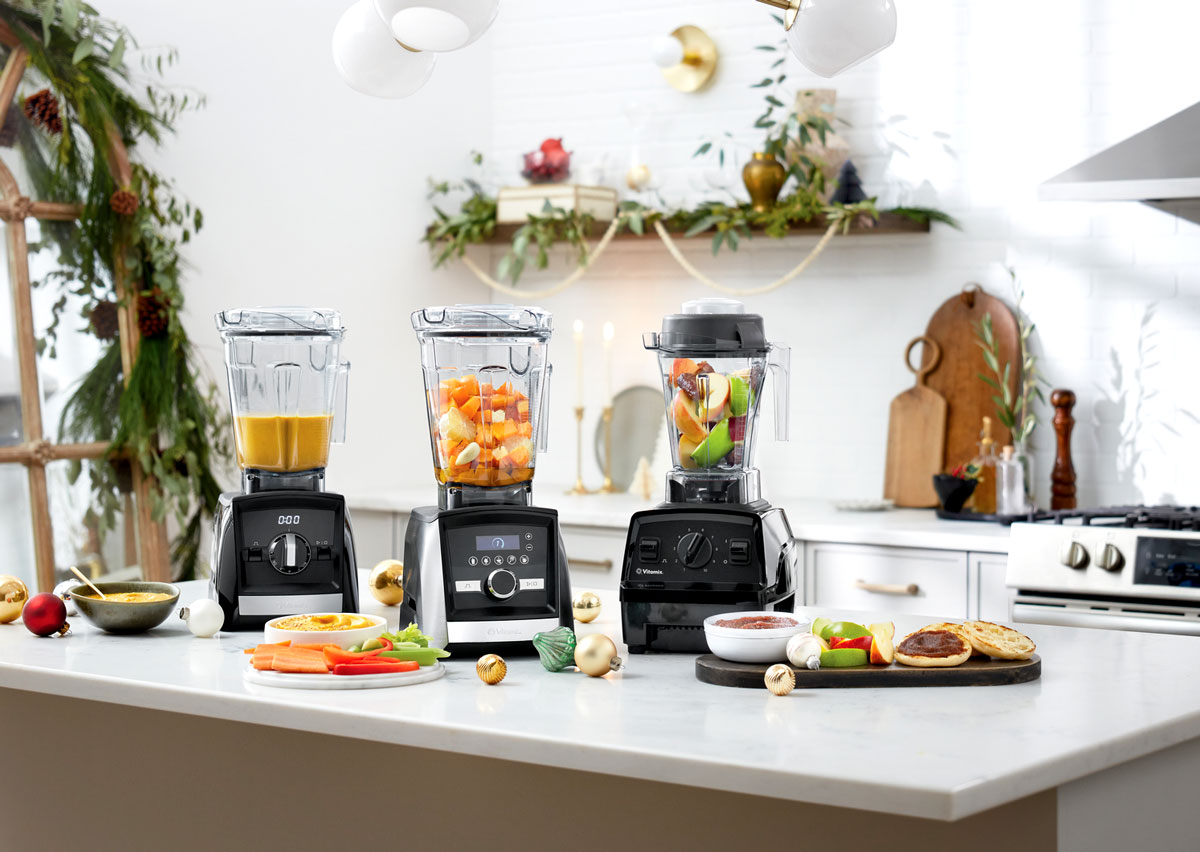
[1051,389,1077,510]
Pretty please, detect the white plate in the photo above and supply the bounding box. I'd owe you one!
[243,660,445,690]
[832,498,895,512]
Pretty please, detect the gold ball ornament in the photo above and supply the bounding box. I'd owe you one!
[625,164,652,191]
[476,654,507,685]
[368,559,405,606]
[0,574,28,624]
[572,591,602,624]
[574,633,623,677]
[764,663,796,696]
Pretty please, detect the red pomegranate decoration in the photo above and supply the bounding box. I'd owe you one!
[521,137,571,184]
[23,592,69,636]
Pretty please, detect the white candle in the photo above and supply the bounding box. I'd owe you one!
[573,319,584,408]
[602,321,615,406]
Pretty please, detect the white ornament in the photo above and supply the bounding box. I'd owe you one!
[179,598,225,638]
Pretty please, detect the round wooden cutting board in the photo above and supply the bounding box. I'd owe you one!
[922,285,1020,471]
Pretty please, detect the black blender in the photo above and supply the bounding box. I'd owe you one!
[400,305,572,654]
[210,307,358,629]
[621,298,798,653]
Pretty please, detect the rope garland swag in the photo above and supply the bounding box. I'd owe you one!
[457,215,846,299]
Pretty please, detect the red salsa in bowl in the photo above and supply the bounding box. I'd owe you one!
[713,615,799,630]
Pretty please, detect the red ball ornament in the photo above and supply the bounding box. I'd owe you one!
[23,593,69,637]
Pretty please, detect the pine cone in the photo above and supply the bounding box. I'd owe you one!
[89,300,120,341]
[109,189,139,216]
[22,88,62,135]
[137,290,170,339]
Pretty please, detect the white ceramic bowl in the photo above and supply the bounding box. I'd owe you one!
[703,611,812,664]
[263,613,387,650]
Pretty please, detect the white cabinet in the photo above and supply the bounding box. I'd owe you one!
[350,510,400,568]
[805,543,970,618]
[969,552,1012,622]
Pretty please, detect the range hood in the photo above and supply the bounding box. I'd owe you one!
[1039,102,1200,202]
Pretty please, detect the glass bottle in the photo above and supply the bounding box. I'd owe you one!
[969,416,998,514]
[996,444,1026,516]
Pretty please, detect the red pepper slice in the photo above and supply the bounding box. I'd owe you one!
[333,661,419,675]
[377,636,393,651]
[323,646,386,668]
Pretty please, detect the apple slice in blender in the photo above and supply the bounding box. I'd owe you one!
[691,418,734,467]
[728,375,752,416]
[678,434,700,469]
[671,390,709,442]
[670,358,699,386]
[700,373,731,423]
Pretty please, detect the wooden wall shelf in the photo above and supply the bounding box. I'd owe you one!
[478,211,930,245]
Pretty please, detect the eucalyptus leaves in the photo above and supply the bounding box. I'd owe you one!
[974,270,1044,444]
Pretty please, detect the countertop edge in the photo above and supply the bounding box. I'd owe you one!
[5,662,1198,821]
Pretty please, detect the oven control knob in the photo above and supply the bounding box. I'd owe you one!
[268,533,311,574]
[1096,543,1125,572]
[677,532,713,568]
[1059,540,1089,569]
[486,568,518,601]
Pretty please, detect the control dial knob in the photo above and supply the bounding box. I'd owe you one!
[269,533,311,574]
[1096,543,1125,572]
[486,568,518,600]
[1059,540,1089,570]
[677,532,713,568]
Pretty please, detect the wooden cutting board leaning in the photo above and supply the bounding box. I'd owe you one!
[883,336,947,508]
[923,284,1020,472]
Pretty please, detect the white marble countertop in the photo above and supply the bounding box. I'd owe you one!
[4,578,1200,820]
[349,487,1012,553]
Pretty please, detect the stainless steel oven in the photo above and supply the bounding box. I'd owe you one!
[1006,508,1200,636]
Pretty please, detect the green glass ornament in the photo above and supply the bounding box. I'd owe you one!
[533,626,577,672]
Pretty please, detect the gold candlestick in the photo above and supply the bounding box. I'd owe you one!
[565,406,595,495]
[599,404,619,493]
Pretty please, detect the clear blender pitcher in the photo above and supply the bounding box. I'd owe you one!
[216,307,349,491]
[644,298,790,505]
[412,305,552,508]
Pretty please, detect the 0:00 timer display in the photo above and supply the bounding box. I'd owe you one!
[278,515,301,525]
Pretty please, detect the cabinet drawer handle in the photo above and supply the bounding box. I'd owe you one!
[569,556,614,570]
[854,579,919,596]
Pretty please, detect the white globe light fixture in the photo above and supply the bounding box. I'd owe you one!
[332,0,437,98]
[757,0,897,78]
[374,0,501,52]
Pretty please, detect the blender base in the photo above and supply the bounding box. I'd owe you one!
[211,490,359,630]
[400,504,572,653]
[620,503,798,654]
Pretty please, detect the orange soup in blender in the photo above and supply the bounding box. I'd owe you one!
[235,414,333,472]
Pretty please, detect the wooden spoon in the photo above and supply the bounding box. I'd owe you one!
[69,565,106,600]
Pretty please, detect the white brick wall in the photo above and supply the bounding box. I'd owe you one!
[446,0,1200,509]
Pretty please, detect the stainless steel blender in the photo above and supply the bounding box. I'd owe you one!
[621,298,798,653]
[400,305,572,652]
[210,307,358,629]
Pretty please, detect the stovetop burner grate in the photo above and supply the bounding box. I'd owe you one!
[1036,505,1200,530]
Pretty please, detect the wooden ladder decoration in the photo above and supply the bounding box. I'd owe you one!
[0,27,171,590]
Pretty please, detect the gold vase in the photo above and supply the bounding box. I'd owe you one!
[742,152,787,213]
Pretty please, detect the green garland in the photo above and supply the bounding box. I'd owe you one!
[0,1,227,580]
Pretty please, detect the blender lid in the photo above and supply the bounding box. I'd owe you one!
[647,298,768,353]
[216,307,344,338]
[412,304,552,338]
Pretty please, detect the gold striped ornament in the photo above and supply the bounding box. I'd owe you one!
[764,663,795,696]
[476,654,507,685]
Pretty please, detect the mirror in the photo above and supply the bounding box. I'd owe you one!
[594,385,663,492]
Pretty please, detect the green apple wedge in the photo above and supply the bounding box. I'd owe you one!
[691,418,734,467]
[728,375,752,416]
[810,617,832,639]
[816,620,874,642]
[819,648,869,667]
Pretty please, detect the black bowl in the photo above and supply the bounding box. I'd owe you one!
[933,474,977,513]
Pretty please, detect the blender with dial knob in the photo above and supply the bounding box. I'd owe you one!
[621,298,798,653]
[210,307,357,628]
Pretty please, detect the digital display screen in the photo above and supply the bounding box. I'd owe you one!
[476,534,519,551]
